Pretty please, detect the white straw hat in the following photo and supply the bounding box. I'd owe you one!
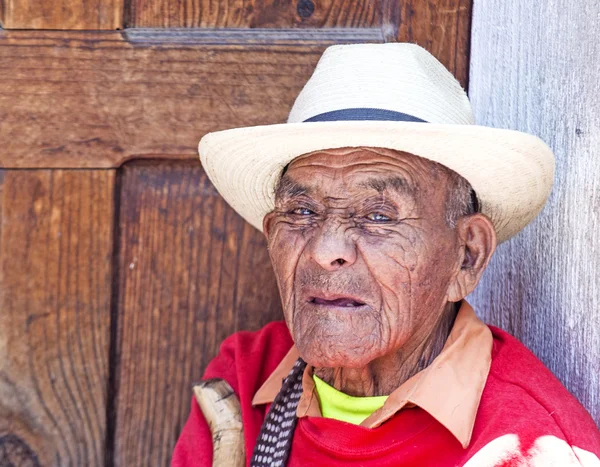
[199,43,555,243]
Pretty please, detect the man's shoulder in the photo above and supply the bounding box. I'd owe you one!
[478,325,600,449]
[214,320,292,362]
[202,320,293,398]
[486,325,578,405]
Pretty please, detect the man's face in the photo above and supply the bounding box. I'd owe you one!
[264,147,465,369]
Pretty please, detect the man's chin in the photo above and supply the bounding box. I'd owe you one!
[291,309,386,367]
[295,340,380,369]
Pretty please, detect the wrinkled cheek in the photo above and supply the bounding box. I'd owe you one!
[368,266,417,347]
[357,238,418,286]
[268,227,307,322]
[367,257,413,305]
[375,288,412,349]
[270,226,302,270]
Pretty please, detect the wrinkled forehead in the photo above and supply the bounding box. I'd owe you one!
[287,146,420,168]
[276,147,445,200]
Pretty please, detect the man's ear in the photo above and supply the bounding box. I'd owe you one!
[447,213,497,302]
[263,211,276,241]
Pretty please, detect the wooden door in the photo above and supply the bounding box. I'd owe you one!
[0,1,472,465]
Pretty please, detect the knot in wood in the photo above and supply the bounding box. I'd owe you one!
[297,0,315,18]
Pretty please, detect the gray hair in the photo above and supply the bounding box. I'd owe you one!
[442,165,480,228]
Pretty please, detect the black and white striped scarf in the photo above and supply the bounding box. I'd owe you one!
[250,358,307,467]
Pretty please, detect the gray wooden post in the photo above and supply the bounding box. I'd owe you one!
[469,0,600,425]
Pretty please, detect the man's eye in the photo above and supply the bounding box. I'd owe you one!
[290,207,315,216]
[366,212,391,222]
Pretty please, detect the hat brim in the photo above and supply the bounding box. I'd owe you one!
[199,121,555,244]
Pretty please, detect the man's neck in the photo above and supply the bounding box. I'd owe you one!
[313,302,459,397]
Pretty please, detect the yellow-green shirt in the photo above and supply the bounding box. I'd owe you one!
[312,374,388,425]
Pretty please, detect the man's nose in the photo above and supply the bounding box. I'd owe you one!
[308,219,357,271]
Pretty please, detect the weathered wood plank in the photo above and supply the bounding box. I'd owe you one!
[126,0,383,29]
[0,29,381,169]
[0,169,115,466]
[0,0,123,29]
[123,26,383,43]
[113,161,282,466]
[469,0,600,425]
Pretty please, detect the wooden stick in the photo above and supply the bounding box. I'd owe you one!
[193,379,246,466]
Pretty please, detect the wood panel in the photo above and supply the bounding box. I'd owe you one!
[0,0,123,29]
[126,0,382,29]
[126,0,471,88]
[0,0,472,170]
[112,160,282,466]
[0,170,115,466]
[469,0,600,424]
[0,29,382,169]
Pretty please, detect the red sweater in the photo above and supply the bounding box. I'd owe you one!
[172,321,600,466]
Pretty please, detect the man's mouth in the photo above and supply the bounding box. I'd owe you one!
[309,296,366,308]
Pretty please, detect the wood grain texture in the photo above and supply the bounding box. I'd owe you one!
[469,0,600,425]
[126,0,383,29]
[0,170,115,466]
[0,29,381,169]
[112,161,282,466]
[0,0,123,29]
[125,0,471,88]
[0,0,472,170]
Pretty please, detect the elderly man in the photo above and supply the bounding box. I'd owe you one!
[173,44,600,466]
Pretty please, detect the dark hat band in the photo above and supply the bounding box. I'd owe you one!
[303,108,428,123]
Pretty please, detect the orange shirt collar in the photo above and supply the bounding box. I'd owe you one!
[252,300,492,449]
